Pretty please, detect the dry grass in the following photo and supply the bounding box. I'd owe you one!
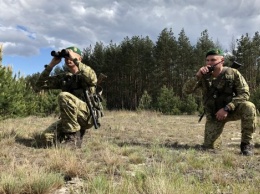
[0,111,260,194]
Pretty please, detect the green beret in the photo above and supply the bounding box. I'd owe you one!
[206,49,224,57]
[66,46,82,56]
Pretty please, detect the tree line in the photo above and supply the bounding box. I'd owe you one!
[1,28,260,118]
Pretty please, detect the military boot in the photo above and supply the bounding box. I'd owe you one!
[80,128,87,140]
[53,131,65,147]
[63,131,82,149]
[240,142,254,156]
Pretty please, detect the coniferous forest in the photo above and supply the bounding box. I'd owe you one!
[1,28,260,118]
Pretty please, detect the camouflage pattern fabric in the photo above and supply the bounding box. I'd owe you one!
[204,101,256,148]
[201,68,250,112]
[42,93,93,144]
[58,91,93,133]
[43,120,63,144]
[36,60,97,144]
[36,61,97,90]
[184,67,257,149]
[182,77,200,95]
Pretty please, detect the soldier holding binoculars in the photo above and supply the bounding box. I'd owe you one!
[36,46,98,148]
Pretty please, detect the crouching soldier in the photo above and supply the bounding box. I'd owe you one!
[184,48,257,156]
[36,46,102,148]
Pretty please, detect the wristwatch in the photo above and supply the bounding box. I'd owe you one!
[224,105,229,112]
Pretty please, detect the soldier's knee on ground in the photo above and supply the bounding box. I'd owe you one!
[203,138,222,149]
[43,132,55,146]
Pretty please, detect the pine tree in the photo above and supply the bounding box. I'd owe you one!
[235,33,255,89]
[119,35,154,109]
[0,44,2,66]
[152,28,178,103]
[176,28,195,98]
[102,41,122,109]
[194,30,215,69]
[251,32,260,86]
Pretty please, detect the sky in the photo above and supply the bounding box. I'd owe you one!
[1,0,260,76]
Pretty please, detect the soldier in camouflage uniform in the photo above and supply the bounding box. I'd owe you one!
[36,46,97,148]
[192,49,256,156]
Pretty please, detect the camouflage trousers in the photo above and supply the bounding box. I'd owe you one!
[42,92,93,143]
[204,101,257,149]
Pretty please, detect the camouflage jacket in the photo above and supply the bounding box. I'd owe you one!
[36,60,97,101]
[184,67,250,115]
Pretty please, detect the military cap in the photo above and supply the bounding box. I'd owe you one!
[206,49,224,57]
[66,46,82,56]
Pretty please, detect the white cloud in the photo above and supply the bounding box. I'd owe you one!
[1,0,260,57]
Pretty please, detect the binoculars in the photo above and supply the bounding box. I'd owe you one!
[50,49,69,58]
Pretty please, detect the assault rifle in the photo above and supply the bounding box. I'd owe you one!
[83,89,99,129]
[84,73,107,129]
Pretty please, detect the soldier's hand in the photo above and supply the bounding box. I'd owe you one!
[67,49,81,61]
[215,108,228,121]
[49,56,62,68]
[196,66,211,78]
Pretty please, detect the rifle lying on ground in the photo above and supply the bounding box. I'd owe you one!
[83,73,107,129]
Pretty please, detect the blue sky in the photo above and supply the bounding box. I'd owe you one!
[1,0,260,76]
[2,48,54,76]
[3,47,67,76]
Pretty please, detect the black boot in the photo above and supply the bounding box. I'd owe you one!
[240,142,254,156]
[80,128,86,140]
[52,131,65,148]
[64,131,82,148]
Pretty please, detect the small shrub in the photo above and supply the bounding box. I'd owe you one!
[180,95,198,115]
[138,90,152,110]
[156,85,181,115]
